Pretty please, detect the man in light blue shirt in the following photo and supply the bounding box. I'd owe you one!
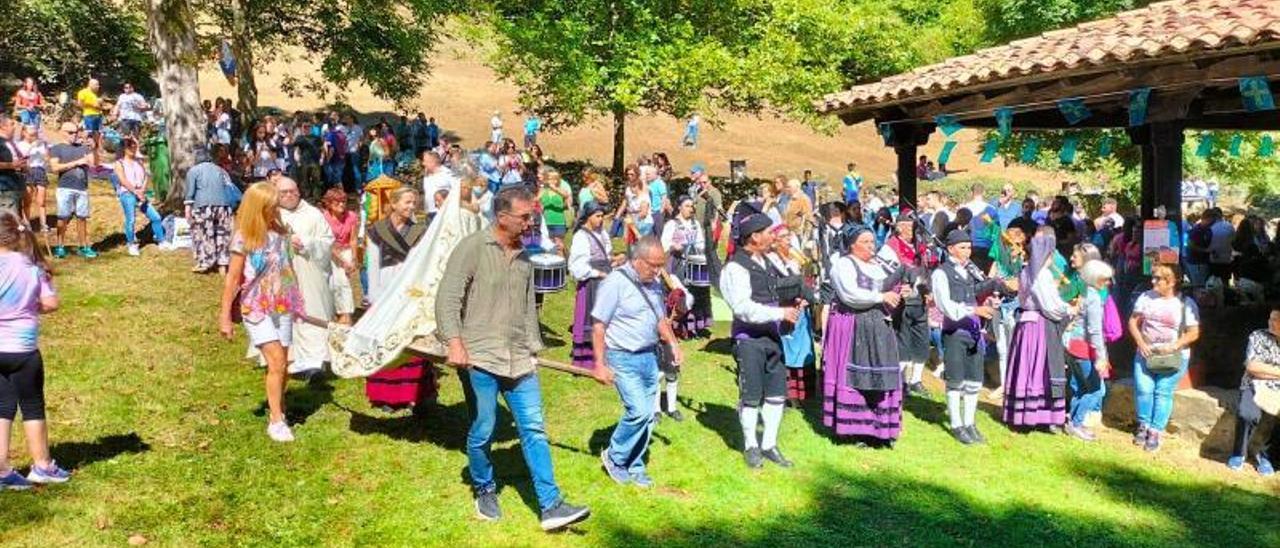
[642,166,670,229]
[991,183,1021,229]
[478,141,501,193]
[590,237,686,488]
[523,115,541,148]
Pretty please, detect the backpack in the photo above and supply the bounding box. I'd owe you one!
[1102,293,1123,342]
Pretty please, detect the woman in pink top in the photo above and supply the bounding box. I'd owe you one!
[0,212,70,489]
[321,188,357,324]
[113,138,166,256]
[13,78,43,128]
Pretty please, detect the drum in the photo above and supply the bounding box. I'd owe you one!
[683,253,711,287]
[531,253,567,294]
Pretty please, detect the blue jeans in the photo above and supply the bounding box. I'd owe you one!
[464,368,561,511]
[323,162,344,187]
[605,349,659,475]
[119,192,164,245]
[1069,357,1107,426]
[1133,354,1188,432]
[930,327,943,358]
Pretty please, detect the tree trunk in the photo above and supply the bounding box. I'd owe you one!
[146,0,206,211]
[611,107,626,176]
[229,0,258,118]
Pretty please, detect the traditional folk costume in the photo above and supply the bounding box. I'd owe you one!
[1002,234,1072,428]
[568,204,613,371]
[660,207,712,337]
[767,248,816,406]
[720,214,794,468]
[278,200,336,375]
[931,230,1009,445]
[825,230,903,443]
[989,230,1027,398]
[878,220,931,396]
[364,215,437,411]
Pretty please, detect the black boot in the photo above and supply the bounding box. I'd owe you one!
[761,447,794,468]
[966,424,987,444]
[951,427,974,445]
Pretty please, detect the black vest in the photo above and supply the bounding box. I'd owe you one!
[731,251,781,304]
[940,261,976,306]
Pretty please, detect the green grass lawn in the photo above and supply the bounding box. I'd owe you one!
[2,196,1279,546]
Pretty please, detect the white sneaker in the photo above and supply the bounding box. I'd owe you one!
[127,244,140,256]
[267,421,295,442]
[157,241,174,251]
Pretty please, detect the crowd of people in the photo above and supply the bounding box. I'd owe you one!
[5,76,1280,533]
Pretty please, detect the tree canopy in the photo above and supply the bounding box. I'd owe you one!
[0,0,155,92]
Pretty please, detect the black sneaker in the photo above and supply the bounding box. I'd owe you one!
[761,447,794,468]
[965,425,987,444]
[744,447,764,469]
[474,490,501,521]
[951,427,974,445]
[667,409,685,422]
[1133,426,1149,446]
[540,500,590,532]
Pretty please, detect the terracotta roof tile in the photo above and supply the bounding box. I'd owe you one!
[819,0,1280,114]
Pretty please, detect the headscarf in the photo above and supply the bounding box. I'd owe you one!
[1020,233,1056,297]
[842,224,873,254]
[576,201,607,230]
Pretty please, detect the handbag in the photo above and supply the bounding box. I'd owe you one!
[1144,297,1187,373]
[620,270,676,368]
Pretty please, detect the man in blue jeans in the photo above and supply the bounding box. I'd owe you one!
[435,187,590,531]
[590,237,687,488]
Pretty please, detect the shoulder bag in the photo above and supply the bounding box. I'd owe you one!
[1145,297,1188,373]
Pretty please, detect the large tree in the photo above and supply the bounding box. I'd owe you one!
[474,0,948,175]
[146,0,207,209]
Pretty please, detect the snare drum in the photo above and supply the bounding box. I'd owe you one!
[531,253,567,294]
[683,253,710,287]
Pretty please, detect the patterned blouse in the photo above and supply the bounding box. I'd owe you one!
[231,231,305,323]
[1244,329,1280,391]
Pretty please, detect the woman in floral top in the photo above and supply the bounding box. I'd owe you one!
[1228,306,1280,476]
[219,182,305,442]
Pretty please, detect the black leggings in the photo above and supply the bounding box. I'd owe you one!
[0,351,45,421]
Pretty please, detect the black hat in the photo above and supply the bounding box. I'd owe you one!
[945,229,972,247]
[738,213,773,239]
[576,201,608,228]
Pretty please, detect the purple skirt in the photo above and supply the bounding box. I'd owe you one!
[1002,311,1068,426]
[570,278,600,370]
[822,307,903,440]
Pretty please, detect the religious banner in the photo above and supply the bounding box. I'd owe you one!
[1262,135,1275,158]
[1020,137,1040,163]
[1196,134,1215,158]
[934,115,962,137]
[1142,219,1179,275]
[1129,88,1152,127]
[879,123,894,146]
[1229,133,1244,157]
[1097,134,1113,158]
[995,107,1014,140]
[980,138,1000,164]
[1239,76,1276,112]
[1059,135,1079,164]
[1057,98,1091,125]
[938,140,958,165]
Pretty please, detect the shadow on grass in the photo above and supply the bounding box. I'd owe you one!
[51,432,150,470]
[599,459,1280,547]
[254,377,335,426]
[539,323,567,349]
[700,337,734,356]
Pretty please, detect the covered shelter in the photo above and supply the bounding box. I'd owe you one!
[817,0,1280,221]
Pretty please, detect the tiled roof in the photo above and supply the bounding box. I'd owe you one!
[817,0,1280,116]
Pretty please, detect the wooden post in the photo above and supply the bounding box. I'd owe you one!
[1129,121,1184,220]
[884,122,931,211]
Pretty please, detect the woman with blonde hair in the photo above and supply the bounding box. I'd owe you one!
[219,182,305,442]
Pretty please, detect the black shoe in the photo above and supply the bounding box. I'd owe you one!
[761,447,794,468]
[667,409,685,422]
[474,490,502,521]
[744,447,764,469]
[951,427,974,445]
[965,425,987,444]
[540,500,590,532]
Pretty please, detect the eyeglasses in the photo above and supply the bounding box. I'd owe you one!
[278,189,300,195]
[501,211,533,222]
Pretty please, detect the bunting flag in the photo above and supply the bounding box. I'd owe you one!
[980,138,1000,164]
[878,123,894,146]
[1128,88,1152,127]
[1020,137,1041,163]
[995,107,1014,140]
[1262,135,1275,158]
[1229,133,1244,157]
[1196,134,1215,158]
[1097,134,1113,158]
[938,140,958,165]
[934,115,963,137]
[1239,76,1276,112]
[1059,135,1079,164]
[1057,98,1092,125]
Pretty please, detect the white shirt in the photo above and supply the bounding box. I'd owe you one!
[568,228,611,281]
[422,166,459,213]
[831,255,887,307]
[117,92,147,121]
[1095,211,1124,230]
[1022,265,1071,322]
[719,255,784,324]
[930,258,976,322]
[1209,219,1235,265]
[16,140,48,169]
[660,218,704,255]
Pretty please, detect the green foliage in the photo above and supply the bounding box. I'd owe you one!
[976,0,1149,42]
[1184,131,1280,201]
[0,0,155,92]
